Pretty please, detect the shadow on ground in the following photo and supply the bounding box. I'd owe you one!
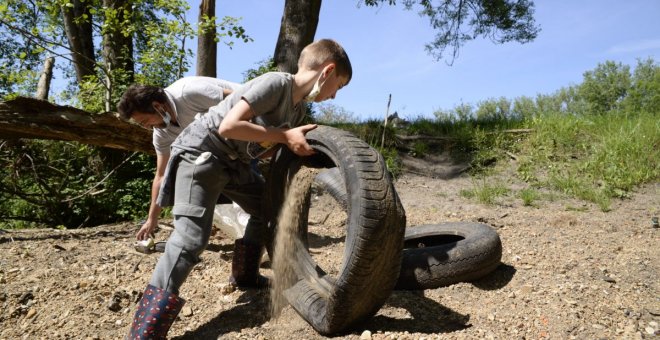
[362,290,472,334]
[173,290,271,340]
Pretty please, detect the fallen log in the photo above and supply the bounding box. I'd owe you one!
[0,96,153,153]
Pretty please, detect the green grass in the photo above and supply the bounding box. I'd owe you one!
[518,110,658,211]
[460,180,510,205]
[332,109,657,211]
[518,188,540,207]
[329,108,658,211]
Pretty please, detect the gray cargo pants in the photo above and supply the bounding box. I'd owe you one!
[150,151,265,294]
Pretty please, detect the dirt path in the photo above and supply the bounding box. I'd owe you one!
[1,163,658,339]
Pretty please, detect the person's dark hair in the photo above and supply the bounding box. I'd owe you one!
[117,84,168,120]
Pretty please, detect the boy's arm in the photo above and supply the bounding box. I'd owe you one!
[218,99,317,156]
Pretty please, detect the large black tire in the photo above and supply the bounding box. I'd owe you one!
[313,170,503,290]
[265,125,406,335]
[394,222,502,290]
[313,167,347,209]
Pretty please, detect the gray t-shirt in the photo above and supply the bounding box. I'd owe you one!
[172,72,306,163]
[153,76,239,155]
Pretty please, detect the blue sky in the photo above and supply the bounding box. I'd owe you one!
[188,1,660,120]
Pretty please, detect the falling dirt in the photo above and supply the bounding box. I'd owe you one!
[270,166,320,319]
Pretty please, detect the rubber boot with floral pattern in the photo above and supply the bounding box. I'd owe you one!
[128,284,185,339]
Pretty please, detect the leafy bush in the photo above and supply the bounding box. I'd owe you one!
[0,140,154,229]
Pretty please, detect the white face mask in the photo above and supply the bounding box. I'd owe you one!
[304,69,334,102]
[154,105,172,128]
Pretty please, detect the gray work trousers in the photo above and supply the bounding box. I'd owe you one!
[149,151,265,294]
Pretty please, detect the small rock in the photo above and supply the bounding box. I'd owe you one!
[360,330,372,339]
[26,309,37,319]
[645,327,655,335]
[649,321,658,328]
[108,296,122,312]
[115,319,122,326]
[181,306,193,317]
[519,285,533,294]
[18,292,34,305]
[220,283,235,295]
[487,314,495,321]
[624,324,637,334]
[602,276,616,283]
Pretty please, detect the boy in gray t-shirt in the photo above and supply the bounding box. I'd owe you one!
[128,39,352,339]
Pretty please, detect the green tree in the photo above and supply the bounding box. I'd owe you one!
[362,0,540,64]
[475,97,511,121]
[0,0,252,229]
[625,58,660,113]
[511,95,535,119]
[314,102,358,123]
[0,0,57,97]
[578,60,631,114]
[1,0,251,110]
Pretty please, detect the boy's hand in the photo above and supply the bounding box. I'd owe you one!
[284,124,317,156]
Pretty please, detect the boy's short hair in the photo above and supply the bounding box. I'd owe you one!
[117,84,167,120]
[298,39,352,84]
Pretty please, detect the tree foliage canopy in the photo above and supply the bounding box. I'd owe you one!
[362,0,540,63]
[0,0,251,109]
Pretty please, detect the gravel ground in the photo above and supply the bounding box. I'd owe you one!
[0,160,658,340]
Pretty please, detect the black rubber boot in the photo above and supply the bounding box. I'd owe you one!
[127,284,185,340]
[229,238,270,289]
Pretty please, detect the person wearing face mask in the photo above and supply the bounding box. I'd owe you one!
[127,39,352,339]
[118,77,240,242]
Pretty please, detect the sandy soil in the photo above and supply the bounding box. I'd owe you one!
[1,157,658,340]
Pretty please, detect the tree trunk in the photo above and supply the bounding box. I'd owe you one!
[0,97,153,154]
[273,0,322,73]
[102,0,135,111]
[196,0,217,77]
[61,0,96,83]
[35,57,55,100]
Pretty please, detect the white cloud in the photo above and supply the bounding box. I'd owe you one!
[607,39,660,54]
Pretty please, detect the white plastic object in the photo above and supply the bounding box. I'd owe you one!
[213,202,249,239]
